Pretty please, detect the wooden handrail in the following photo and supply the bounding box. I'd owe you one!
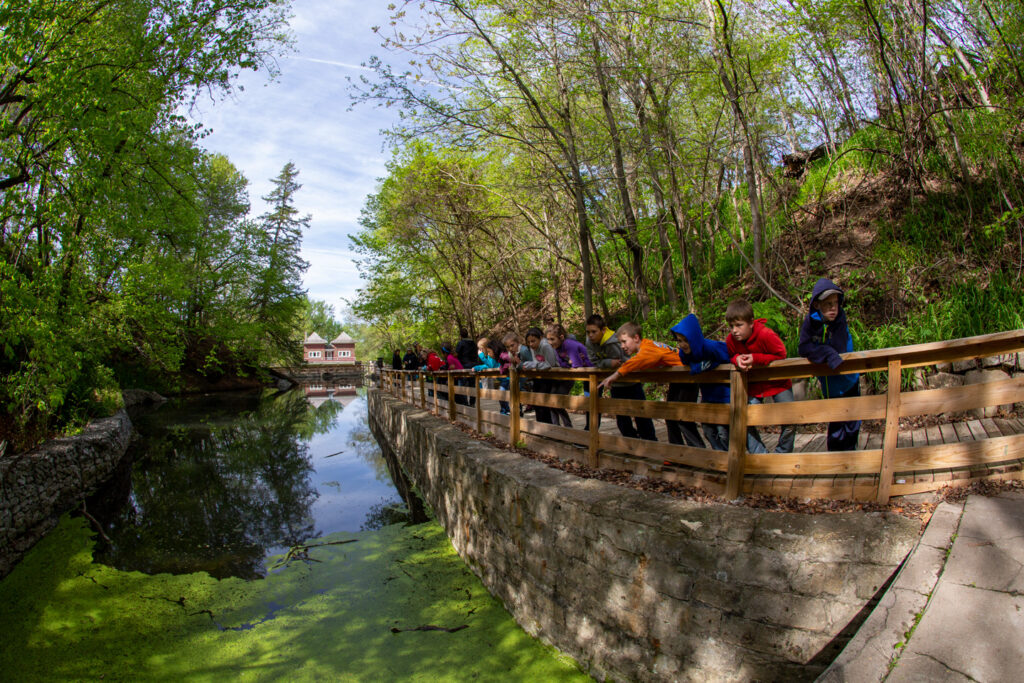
[378,328,1024,502]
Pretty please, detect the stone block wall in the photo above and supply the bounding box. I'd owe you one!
[0,411,132,579]
[368,391,919,681]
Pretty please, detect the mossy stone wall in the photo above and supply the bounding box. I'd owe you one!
[368,390,919,681]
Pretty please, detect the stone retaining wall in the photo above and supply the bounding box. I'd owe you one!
[368,390,919,681]
[0,411,132,579]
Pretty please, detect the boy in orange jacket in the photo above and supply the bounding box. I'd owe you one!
[598,322,704,447]
[726,299,795,453]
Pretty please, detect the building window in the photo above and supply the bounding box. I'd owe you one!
[308,350,321,358]
[326,350,334,359]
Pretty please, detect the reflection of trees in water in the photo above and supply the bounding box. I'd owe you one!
[345,399,394,485]
[360,500,415,531]
[91,390,323,580]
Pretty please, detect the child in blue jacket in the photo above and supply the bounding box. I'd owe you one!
[798,278,861,451]
[671,314,731,450]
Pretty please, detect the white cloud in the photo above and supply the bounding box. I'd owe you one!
[187,0,409,317]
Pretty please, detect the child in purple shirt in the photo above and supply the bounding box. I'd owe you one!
[545,324,592,428]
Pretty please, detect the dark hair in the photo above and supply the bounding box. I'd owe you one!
[488,338,504,357]
[725,299,754,323]
[585,314,605,328]
[459,328,469,338]
[543,323,566,338]
[440,342,452,354]
[525,327,544,340]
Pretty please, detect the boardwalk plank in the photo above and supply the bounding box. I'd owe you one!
[794,433,815,452]
[939,423,958,444]
[981,418,1002,438]
[966,419,989,441]
[953,421,975,442]
[992,418,1016,437]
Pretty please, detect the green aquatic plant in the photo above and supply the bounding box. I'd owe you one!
[0,516,586,682]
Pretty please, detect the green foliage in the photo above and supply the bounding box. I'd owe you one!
[0,0,294,448]
[851,272,1024,352]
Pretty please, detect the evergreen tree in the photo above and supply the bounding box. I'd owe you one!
[250,162,310,361]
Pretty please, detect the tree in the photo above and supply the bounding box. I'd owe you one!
[249,162,310,361]
[0,0,292,447]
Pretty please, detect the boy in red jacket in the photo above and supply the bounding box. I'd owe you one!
[726,299,795,454]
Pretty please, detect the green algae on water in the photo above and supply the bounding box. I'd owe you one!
[0,516,589,682]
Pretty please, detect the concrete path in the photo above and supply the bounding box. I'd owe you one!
[820,491,1024,682]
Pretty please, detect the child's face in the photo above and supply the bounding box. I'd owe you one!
[505,341,520,355]
[816,294,840,322]
[618,333,642,355]
[674,333,691,355]
[525,335,541,350]
[585,324,603,344]
[545,331,563,349]
[729,319,753,343]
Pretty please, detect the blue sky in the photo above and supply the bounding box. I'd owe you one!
[186,0,407,315]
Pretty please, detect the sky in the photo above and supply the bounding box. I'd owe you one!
[186,0,410,317]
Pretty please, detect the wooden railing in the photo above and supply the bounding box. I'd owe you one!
[379,329,1024,502]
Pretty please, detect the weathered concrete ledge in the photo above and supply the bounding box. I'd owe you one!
[0,411,133,579]
[368,390,920,681]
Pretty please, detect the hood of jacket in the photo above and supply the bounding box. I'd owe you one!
[670,314,708,359]
[810,277,845,308]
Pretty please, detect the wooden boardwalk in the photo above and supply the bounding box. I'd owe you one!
[469,396,1024,450]
[429,393,1024,500]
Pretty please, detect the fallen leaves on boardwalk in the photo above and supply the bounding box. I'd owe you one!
[938,479,1024,503]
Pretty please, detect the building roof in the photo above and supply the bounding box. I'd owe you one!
[331,332,354,345]
[304,332,327,344]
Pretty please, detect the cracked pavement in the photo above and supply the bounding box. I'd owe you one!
[820,491,1024,683]
[886,492,1024,682]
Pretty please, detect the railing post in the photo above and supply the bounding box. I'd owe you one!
[510,366,521,446]
[400,372,405,400]
[725,369,749,499]
[432,374,439,415]
[877,360,902,503]
[448,371,457,421]
[475,374,483,432]
[588,373,600,468]
[420,374,426,409]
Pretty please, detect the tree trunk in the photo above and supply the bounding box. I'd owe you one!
[591,33,650,319]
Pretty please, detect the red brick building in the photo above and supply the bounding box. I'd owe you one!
[303,332,357,364]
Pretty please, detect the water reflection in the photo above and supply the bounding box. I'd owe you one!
[87,384,424,580]
[302,384,359,408]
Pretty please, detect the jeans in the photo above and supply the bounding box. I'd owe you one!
[532,378,553,424]
[498,377,510,415]
[584,383,657,441]
[548,379,573,427]
[455,377,473,406]
[666,383,706,448]
[747,388,795,454]
[827,382,861,451]
[701,422,729,451]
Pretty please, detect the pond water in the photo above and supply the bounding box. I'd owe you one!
[0,386,588,681]
[86,386,419,580]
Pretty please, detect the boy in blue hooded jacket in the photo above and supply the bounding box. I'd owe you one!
[671,314,731,451]
[798,278,861,451]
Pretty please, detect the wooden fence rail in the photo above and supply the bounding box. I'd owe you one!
[379,329,1024,502]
